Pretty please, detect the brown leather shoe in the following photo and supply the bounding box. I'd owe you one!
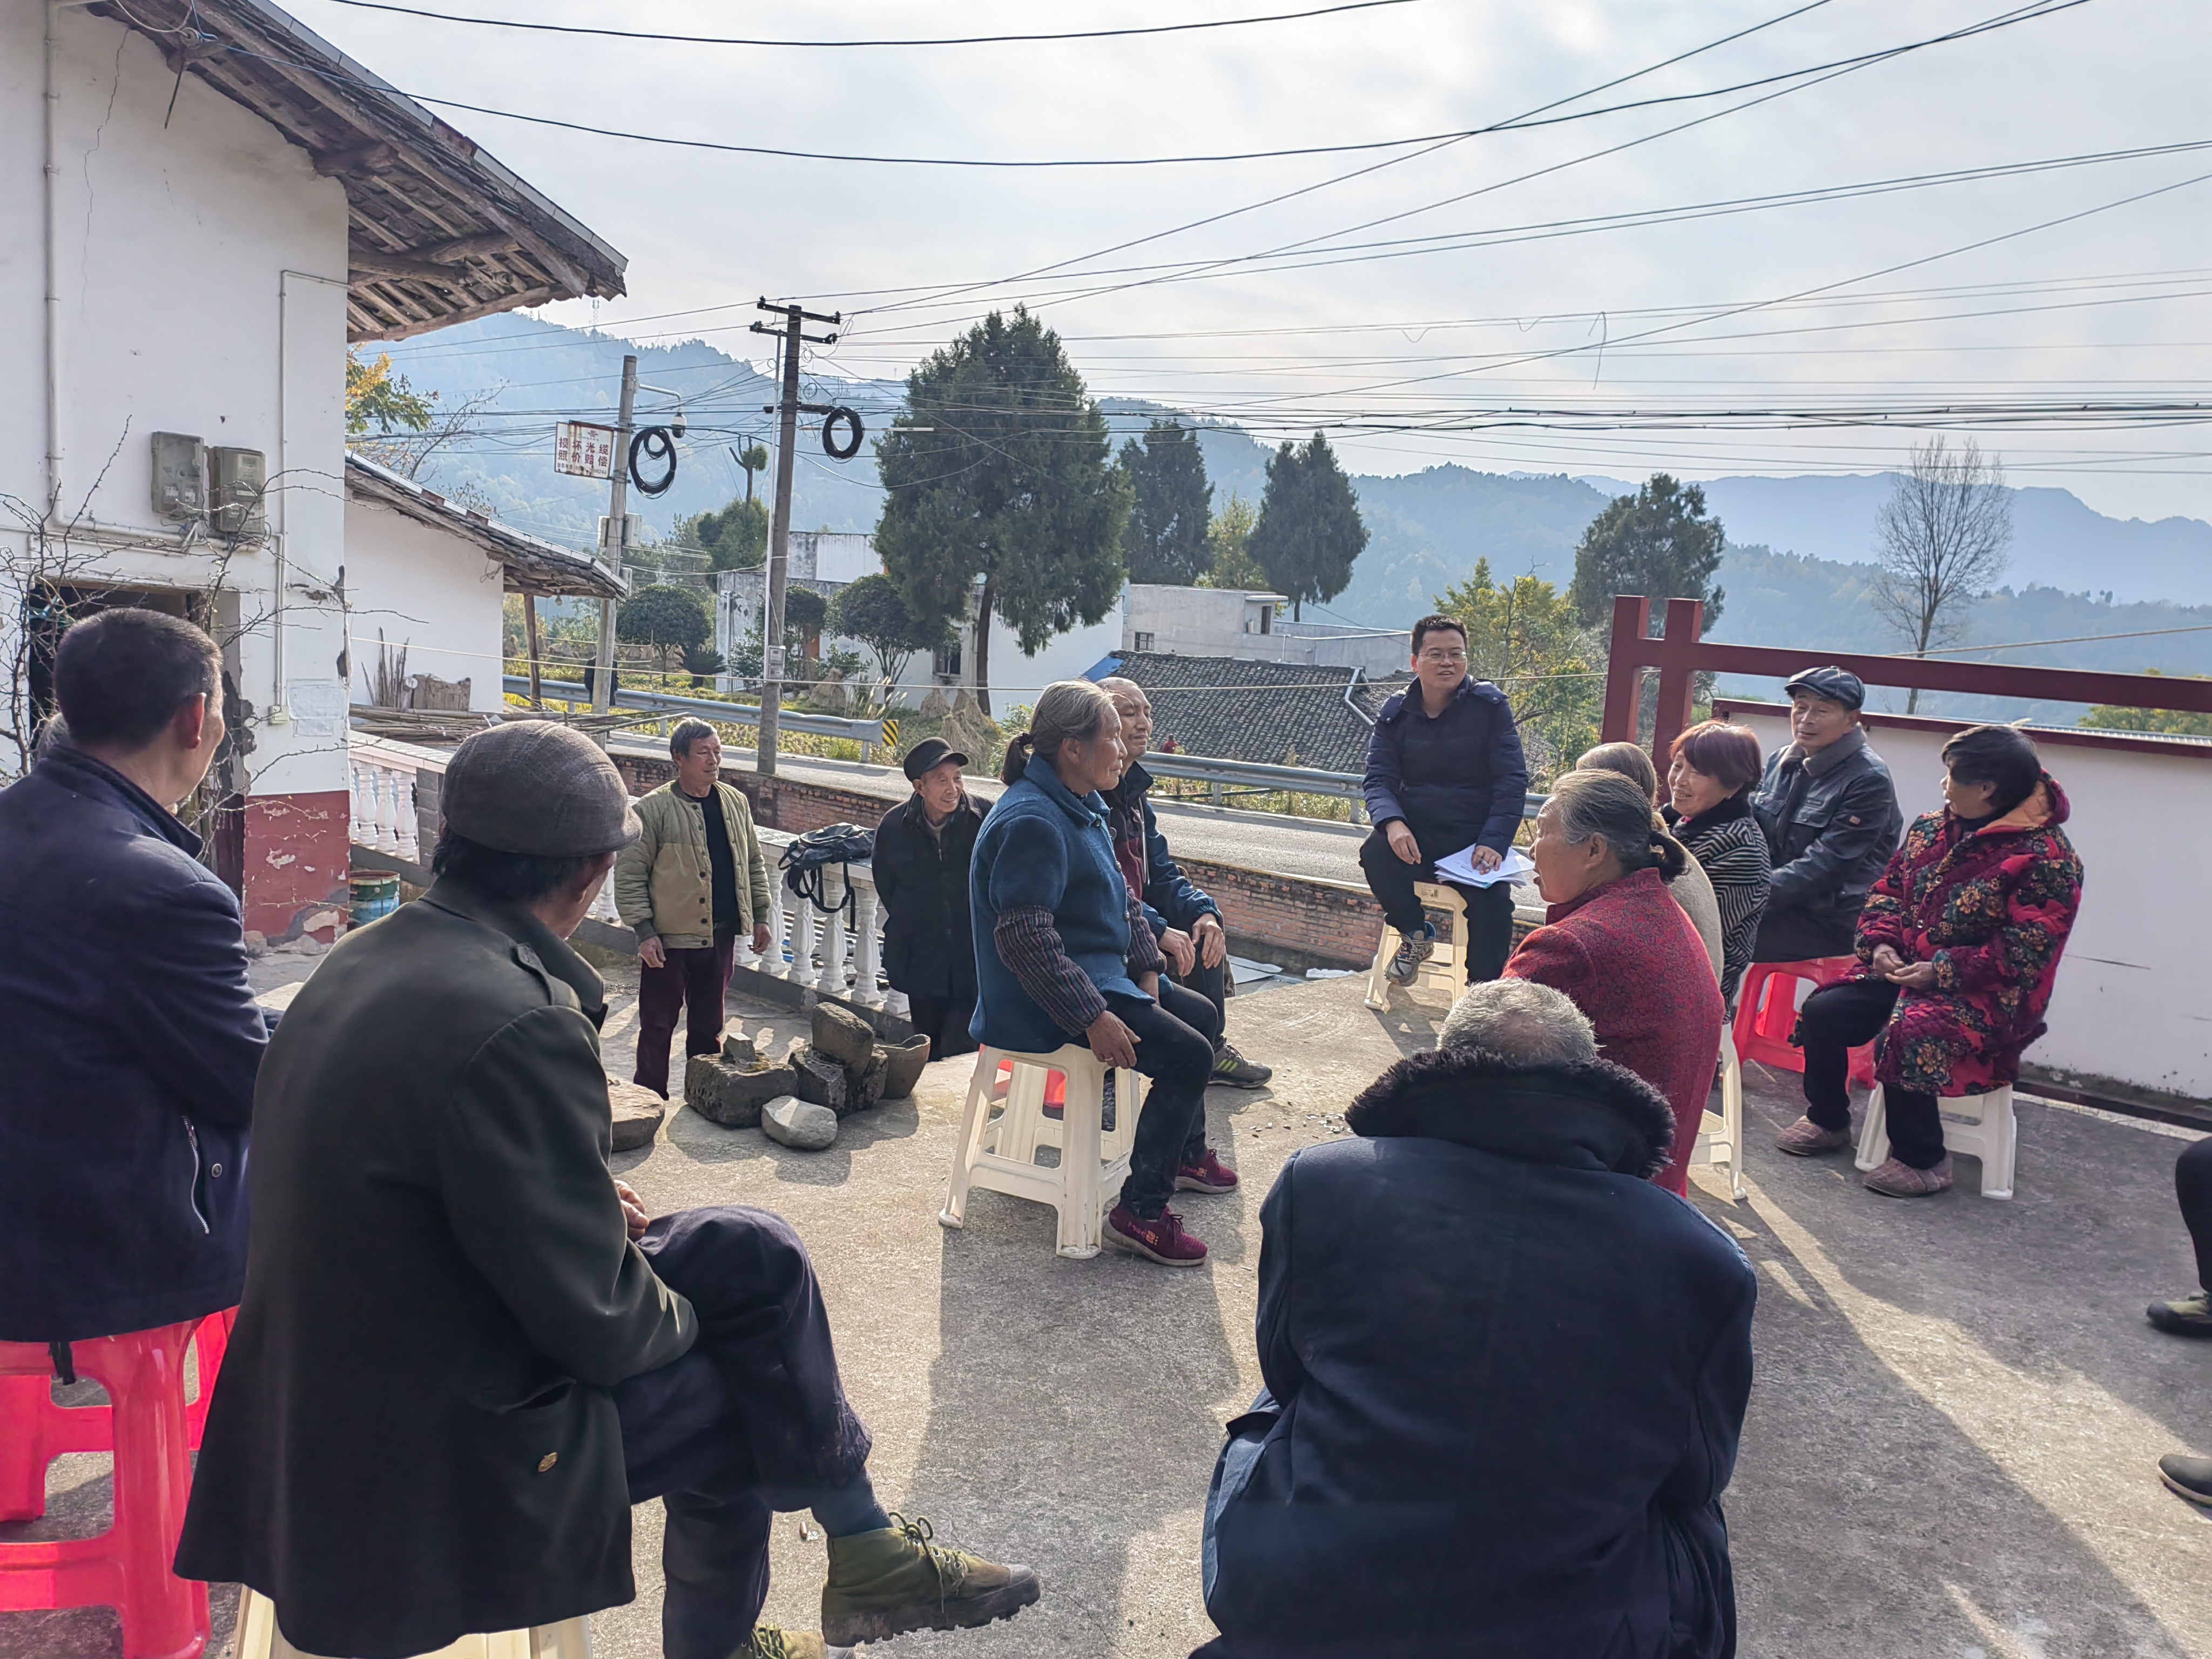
[1774,1116,1853,1156]
[1863,1155,1954,1197]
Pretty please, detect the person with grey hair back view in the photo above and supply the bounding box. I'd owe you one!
[1503,769,1726,1197]
[1195,979,1755,1659]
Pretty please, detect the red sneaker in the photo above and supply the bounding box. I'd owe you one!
[1174,1149,1239,1195]
[1105,1204,1208,1267]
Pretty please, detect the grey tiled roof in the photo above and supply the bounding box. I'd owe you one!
[1346,673,1413,724]
[1108,652,1379,773]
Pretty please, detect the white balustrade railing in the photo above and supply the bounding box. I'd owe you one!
[347,731,902,1013]
[753,828,907,1019]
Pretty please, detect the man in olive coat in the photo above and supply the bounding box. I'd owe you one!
[179,723,1037,1659]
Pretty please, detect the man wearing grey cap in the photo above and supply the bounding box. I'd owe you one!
[1748,666,1903,962]
[179,720,1038,1659]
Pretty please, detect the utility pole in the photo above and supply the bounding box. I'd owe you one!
[749,299,840,775]
[592,353,639,715]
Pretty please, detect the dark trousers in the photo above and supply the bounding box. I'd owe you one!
[619,1208,873,1659]
[1798,979,1947,1170]
[904,990,979,1061]
[1172,954,1229,1038]
[1357,825,1516,983]
[635,932,737,1098]
[2178,1138,2212,1293]
[1105,977,1222,1217]
[1752,900,1861,963]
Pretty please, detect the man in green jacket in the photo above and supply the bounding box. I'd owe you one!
[615,719,774,1097]
[178,721,1038,1659]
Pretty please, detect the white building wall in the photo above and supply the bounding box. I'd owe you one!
[341,500,509,712]
[1122,584,1409,677]
[1721,705,2212,1102]
[0,5,352,796]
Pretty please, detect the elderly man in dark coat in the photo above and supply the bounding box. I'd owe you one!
[178,722,1037,1659]
[1196,979,1755,1659]
[0,608,271,1351]
[872,737,988,1060]
[1749,665,1903,962]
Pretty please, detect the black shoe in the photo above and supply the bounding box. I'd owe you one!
[2158,1453,2212,1507]
[2146,1290,2212,1337]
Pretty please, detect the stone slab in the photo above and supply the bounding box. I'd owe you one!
[762,1094,839,1151]
[605,1077,666,1152]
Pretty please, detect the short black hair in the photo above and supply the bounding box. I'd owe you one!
[431,826,605,903]
[53,608,221,750]
[1411,615,1468,656]
[669,718,718,760]
[1941,724,2042,817]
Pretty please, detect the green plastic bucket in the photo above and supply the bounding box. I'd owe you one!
[349,872,402,928]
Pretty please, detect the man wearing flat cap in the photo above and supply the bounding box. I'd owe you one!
[871,737,988,1061]
[1748,666,1903,963]
[179,721,1038,1659]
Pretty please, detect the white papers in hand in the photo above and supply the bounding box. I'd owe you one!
[1433,845,1535,888]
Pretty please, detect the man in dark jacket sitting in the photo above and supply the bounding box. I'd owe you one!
[872,738,988,1060]
[179,721,1036,1659]
[1197,979,1755,1659]
[1359,615,1529,986]
[0,608,272,1351]
[1749,665,1904,962]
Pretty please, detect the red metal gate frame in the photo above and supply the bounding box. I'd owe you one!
[1600,595,2212,760]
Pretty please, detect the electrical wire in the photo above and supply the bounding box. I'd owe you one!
[223,4,2078,171]
[310,0,1427,49]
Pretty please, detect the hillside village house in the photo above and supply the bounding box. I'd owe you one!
[1,0,624,939]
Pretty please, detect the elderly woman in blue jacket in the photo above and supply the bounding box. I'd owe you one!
[970,680,1232,1267]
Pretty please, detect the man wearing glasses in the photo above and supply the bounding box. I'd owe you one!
[1359,615,1530,986]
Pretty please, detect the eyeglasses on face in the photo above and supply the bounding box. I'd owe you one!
[1418,649,1467,664]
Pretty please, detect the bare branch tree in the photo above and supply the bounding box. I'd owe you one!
[1872,437,2012,713]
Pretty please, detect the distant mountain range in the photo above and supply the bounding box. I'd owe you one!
[386,314,2212,722]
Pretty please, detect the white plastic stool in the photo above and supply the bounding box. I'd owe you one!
[939,1044,1148,1258]
[1364,882,1469,1010]
[1692,1023,1747,1202]
[237,1590,590,1658]
[1854,1083,2017,1199]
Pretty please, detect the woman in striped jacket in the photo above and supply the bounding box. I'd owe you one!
[1663,720,1772,1005]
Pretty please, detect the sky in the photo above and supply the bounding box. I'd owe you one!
[307,0,2212,523]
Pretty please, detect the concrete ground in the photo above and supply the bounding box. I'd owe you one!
[7,964,2209,1658]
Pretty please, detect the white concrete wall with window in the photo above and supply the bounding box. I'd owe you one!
[1122,584,1408,676]
[0,2,352,813]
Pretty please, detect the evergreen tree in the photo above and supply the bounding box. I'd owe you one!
[1567,474,1726,635]
[828,572,947,696]
[1433,559,1603,781]
[874,309,1129,714]
[1117,420,1212,584]
[1249,433,1367,620]
[617,584,711,675]
[1196,494,1267,590]
[678,496,769,571]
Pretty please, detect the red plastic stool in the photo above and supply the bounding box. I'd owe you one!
[1,1311,232,1514]
[0,1319,217,1659]
[1734,957,1877,1089]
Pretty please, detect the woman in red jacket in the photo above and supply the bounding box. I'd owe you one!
[1775,724,2083,1196]
[1505,768,1725,1195]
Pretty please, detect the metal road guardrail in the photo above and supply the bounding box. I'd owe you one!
[507,676,1549,818]
[507,677,887,744]
[1139,752,1547,822]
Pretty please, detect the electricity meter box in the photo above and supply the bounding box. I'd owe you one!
[210,446,267,541]
[151,433,207,521]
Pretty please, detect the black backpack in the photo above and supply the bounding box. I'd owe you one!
[779,822,875,922]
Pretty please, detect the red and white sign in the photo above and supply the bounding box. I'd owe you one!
[554,421,617,478]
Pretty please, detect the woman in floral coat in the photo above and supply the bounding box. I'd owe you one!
[1773,724,2083,1196]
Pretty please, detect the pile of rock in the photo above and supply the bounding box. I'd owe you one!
[684,1002,932,1151]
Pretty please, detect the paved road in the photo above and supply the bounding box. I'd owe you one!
[683,746,1376,888]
